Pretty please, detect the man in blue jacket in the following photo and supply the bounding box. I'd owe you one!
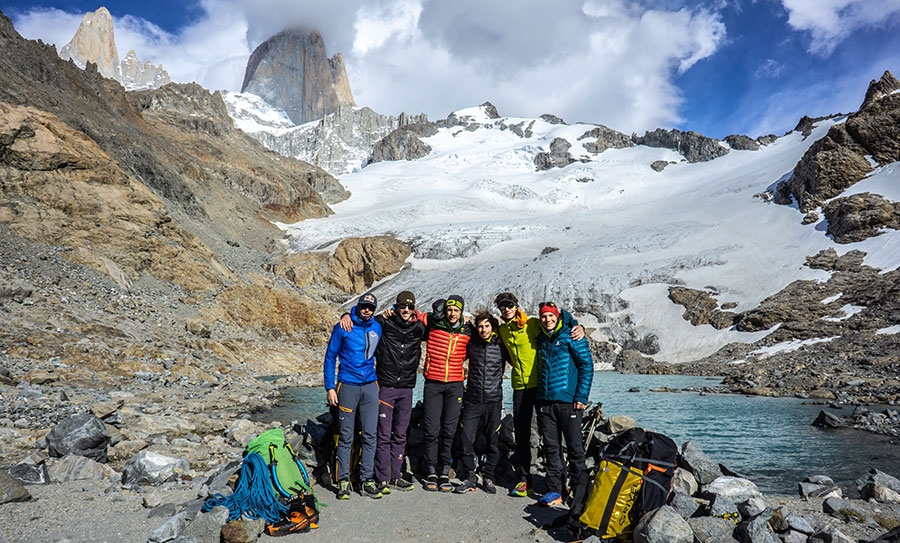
[324,292,383,500]
[535,301,593,507]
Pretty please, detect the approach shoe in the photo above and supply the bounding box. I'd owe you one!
[362,479,383,499]
[438,475,453,492]
[453,479,477,494]
[482,478,497,494]
[538,491,563,507]
[423,474,438,492]
[378,480,391,495]
[336,480,351,500]
[391,478,415,491]
[511,480,529,497]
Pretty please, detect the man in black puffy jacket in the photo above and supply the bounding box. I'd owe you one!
[454,311,510,494]
[373,291,427,493]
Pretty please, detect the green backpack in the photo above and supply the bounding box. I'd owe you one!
[245,428,314,501]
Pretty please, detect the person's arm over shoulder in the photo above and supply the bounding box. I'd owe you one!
[500,341,512,366]
[570,336,593,406]
[561,309,585,341]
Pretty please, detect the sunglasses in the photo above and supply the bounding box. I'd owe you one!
[539,301,557,310]
[497,301,516,310]
[358,304,376,312]
[395,304,415,310]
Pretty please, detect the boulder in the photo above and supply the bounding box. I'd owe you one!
[122,450,190,486]
[0,469,31,504]
[46,413,110,462]
[809,525,855,543]
[221,518,266,543]
[686,516,739,542]
[672,467,699,496]
[47,454,117,483]
[681,441,723,485]
[669,491,700,519]
[184,505,229,543]
[633,505,693,543]
[701,476,762,504]
[823,496,870,523]
[736,509,779,543]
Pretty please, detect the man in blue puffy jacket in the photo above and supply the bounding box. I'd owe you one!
[324,292,383,500]
[535,301,593,507]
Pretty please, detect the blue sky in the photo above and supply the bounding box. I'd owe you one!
[3,0,900,139]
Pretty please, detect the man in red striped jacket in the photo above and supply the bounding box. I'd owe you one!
[420,294,472,492]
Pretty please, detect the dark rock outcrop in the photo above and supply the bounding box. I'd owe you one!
[824,192,900,243]
[668,286,737,330]
[633,128,729,163]
[370,121,437,163]
[579,125,635,154]
[724,134,760,151]
[534,137,588,170]
[241,28,355,125]
[775,71,900,213]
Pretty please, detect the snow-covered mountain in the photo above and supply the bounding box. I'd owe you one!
[275,103,900,365]
[223,91,426,179]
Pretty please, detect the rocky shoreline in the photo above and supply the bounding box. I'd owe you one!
[3,370,900,543]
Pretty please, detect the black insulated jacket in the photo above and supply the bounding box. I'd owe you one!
[464,332,509,404]
[374,313,427,388]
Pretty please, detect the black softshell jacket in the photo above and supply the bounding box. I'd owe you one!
[374,313,427,388]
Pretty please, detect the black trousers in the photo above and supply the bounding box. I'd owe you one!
[457,400,501,480]
[538,401,585,495]
[512,386,540,482]
[422,379,464,475]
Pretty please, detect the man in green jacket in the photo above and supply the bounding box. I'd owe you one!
[494,292,585,497]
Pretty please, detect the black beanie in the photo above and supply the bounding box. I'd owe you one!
[445,294,464,311]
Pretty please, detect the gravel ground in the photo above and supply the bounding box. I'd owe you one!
[3,476,900,543]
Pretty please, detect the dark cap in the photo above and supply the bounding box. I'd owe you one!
[396,290,416,306]
[494,292,518,308]
[357,292,377,309]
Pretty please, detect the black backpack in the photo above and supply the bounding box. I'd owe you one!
[569,427,678,540]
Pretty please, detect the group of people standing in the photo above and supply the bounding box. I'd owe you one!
[322,289,595,505]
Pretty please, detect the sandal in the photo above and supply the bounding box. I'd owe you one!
[423,474,438,492]
[438,475,453,492]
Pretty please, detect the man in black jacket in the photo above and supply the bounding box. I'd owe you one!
[373,291,426,493]
[454,311,509,494]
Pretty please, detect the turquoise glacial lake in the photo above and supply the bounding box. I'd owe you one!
[265,372,900,494]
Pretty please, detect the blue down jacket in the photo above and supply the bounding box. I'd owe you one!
[323,306,382,390]
[536,318,593,405]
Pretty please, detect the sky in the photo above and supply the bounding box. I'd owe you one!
[3,0,900,139]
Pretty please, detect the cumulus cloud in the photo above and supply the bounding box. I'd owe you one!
[8,0,728,133]
[781,0,900,56]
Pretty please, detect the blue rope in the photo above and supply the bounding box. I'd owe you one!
[203,452,289,523]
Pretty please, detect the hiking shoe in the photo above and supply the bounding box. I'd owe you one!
[391,478,414,491]
[454,479,477,494]
[377,480,391,495]
[362,479,383,499]
[336,480,351,500]
[423,474,438,492]
[511,480,529,497]
[438,475,453,492]
[538,491,563,507]
[482,478,497,494]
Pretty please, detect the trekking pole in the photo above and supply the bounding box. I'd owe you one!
[583,402,604,451]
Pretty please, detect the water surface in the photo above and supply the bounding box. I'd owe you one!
[266,372,900,494]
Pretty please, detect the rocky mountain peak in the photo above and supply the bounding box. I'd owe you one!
[57,7,170,90]
[241,28,356,125]
[58,7,119,79]
[860,70,900,109]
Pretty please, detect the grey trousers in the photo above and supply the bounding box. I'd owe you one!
[336,381,379,482]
